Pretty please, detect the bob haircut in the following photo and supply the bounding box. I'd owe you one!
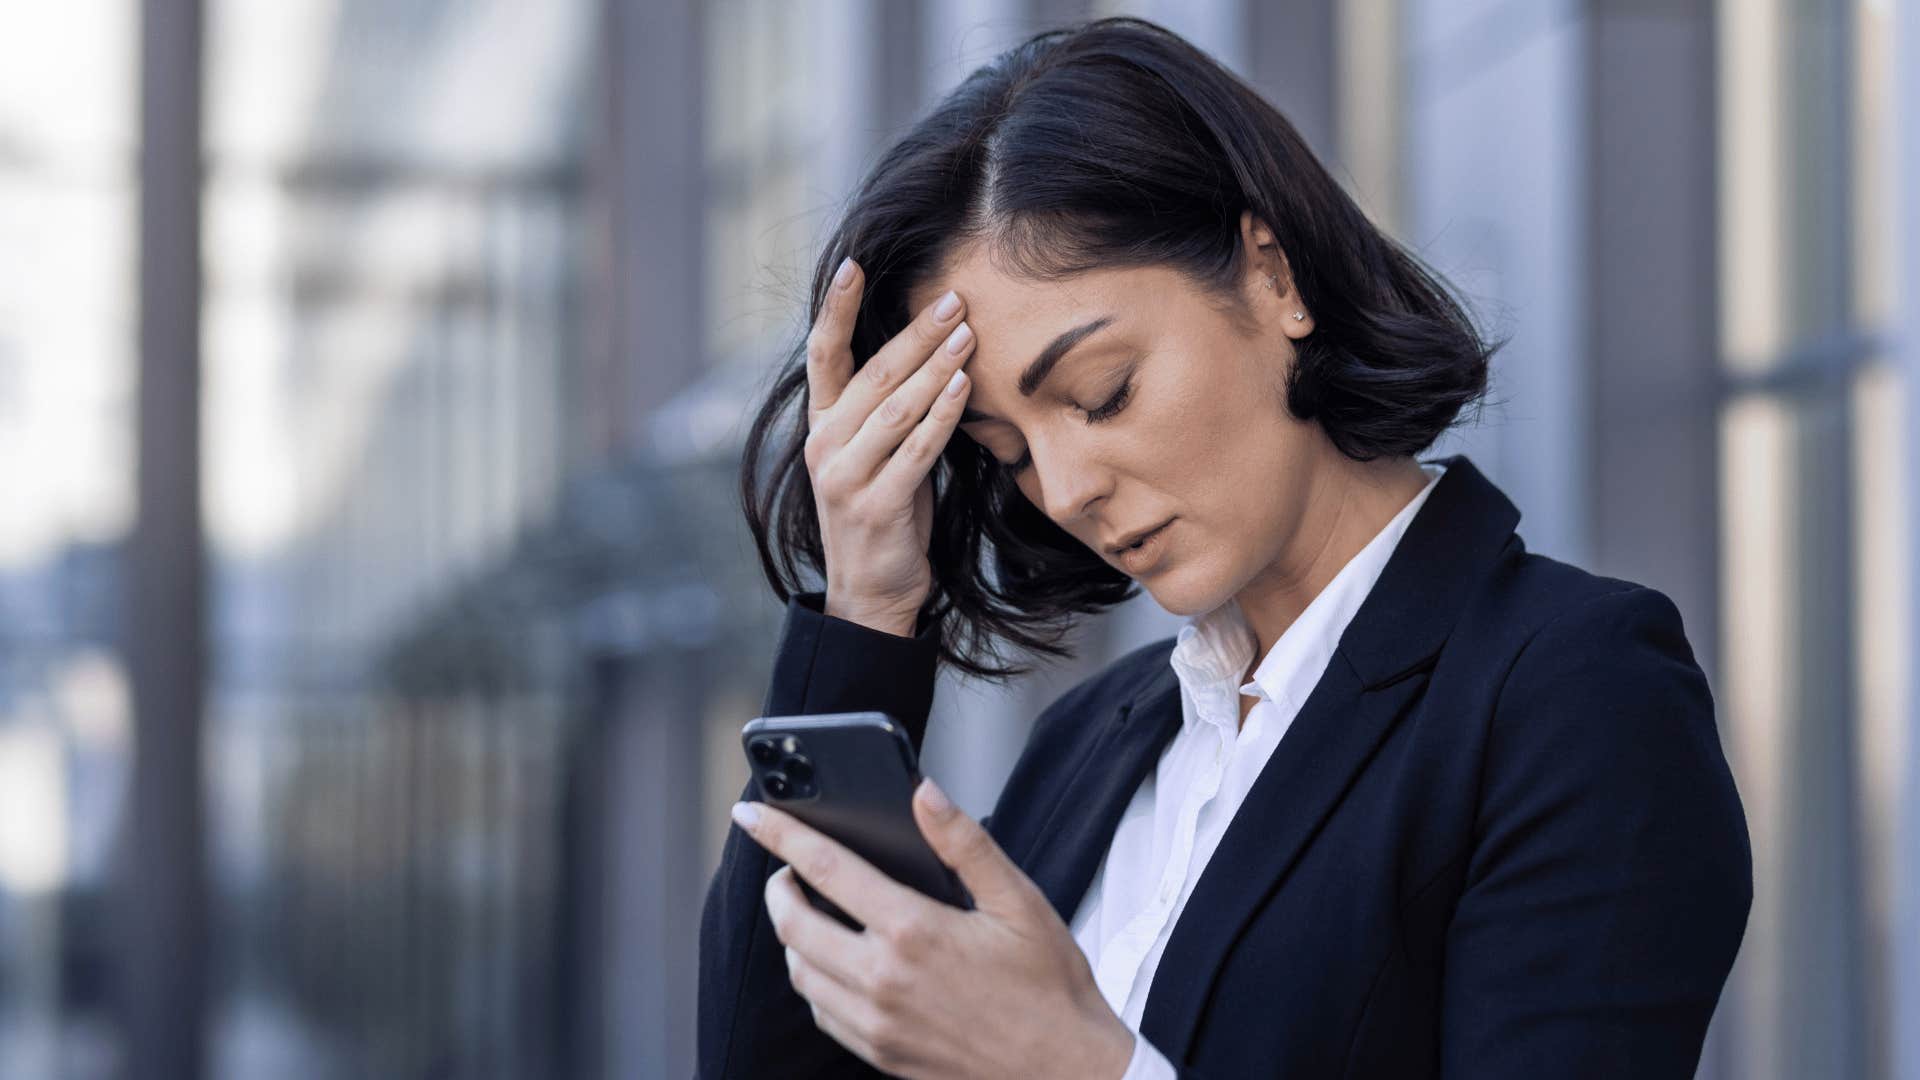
[740,16,1499,680]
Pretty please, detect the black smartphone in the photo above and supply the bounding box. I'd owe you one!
[740,711,973,929]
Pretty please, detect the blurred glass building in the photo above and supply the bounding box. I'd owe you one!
[0,0,1913,1078]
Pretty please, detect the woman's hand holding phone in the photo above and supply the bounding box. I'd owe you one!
[729,779,1136,1080]
[804,257,976,638]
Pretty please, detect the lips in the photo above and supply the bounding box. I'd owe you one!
[1112,518,1174,575]
[1107,518,1173,555]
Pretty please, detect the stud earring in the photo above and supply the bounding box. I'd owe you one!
[1292,311,1306,321]
[1265,274,1277,290]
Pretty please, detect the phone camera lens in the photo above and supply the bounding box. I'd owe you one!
[762,773,790,799]
[749,738,780,766]
[783,755,814,784]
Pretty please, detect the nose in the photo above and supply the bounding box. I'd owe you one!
[1026,431,1112,525]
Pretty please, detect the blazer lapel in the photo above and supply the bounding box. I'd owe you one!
[1136,651,1429,1058]
[1022,669,1184,920]
[1137,453,1524,1062]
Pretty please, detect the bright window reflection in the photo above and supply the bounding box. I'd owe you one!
[0,2,136,1076]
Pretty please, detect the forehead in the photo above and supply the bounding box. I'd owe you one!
[905,247,1173,325]
[905,253,1194,396]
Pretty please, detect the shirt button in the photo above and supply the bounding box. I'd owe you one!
[1159,881,1177,904]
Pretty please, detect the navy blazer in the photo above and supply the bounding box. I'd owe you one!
[698,454,1753,1078]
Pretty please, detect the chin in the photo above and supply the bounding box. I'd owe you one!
[1136,564,1232,619]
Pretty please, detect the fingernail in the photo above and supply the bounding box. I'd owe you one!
[945,321,973,355]
[944,369,968,397]
[918,778,954,817]
[731,802,761,830]
[933,290,961,321]
[833,257,855,291]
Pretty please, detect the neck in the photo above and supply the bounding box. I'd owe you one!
[1232,451,1430,666]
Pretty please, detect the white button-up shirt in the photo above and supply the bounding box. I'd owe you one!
[1073,462,1446,1079]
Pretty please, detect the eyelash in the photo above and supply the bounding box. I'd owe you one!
[1003,374,1135,474]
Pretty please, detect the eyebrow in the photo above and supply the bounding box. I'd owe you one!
[958,315,1118,424]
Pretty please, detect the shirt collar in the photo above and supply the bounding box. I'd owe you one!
[1167,463,1447,730]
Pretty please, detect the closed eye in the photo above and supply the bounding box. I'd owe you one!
[1082,372,1134,423]
[1001,372,1135,475]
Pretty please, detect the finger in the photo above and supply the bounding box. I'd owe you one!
[870,359,971,507]
[824,288,967,450]
[785,947,887,1067]
[841,315,974,488]
[911,778,1039,915]
[805,257,862,429]
[733,800,934,931]
[764,865,875,988]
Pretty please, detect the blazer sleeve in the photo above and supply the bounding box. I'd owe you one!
[1439,585,1754,1078]
[696,590,942,1080]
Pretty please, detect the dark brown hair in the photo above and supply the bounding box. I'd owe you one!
[739,16,1498,680]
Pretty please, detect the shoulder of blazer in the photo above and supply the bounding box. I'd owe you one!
[984,634,1177,829]
[1460,545,1680,663]
[1033,633,1179,740]
[982,632,1177,861]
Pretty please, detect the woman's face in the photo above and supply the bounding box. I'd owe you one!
[906,214,1329,618]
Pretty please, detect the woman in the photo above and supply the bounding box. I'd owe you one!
[700,16,1751,1079]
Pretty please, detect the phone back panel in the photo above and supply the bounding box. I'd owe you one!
[741,712,970,922]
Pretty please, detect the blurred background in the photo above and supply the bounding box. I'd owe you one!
[0,0,1913,1077]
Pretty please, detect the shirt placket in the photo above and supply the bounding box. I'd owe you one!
[1092,689,1239,1010]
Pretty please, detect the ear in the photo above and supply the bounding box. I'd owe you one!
[1241,207,1277,251]
[1239,210,1311,338]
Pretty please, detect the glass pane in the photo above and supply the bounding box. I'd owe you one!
[1718,0,1789,369]
[1852,0,1895,330]
[1716,0,1905,1075]
[703,0,838,374]
[0,2,137,1075]
[1720,375,1898,1079]
[1719,0,1859,373]
[1334,0,1406,235]
[1717,393,1796,1080]
[1851,358,1909,1079]
[201,2,595,1074]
